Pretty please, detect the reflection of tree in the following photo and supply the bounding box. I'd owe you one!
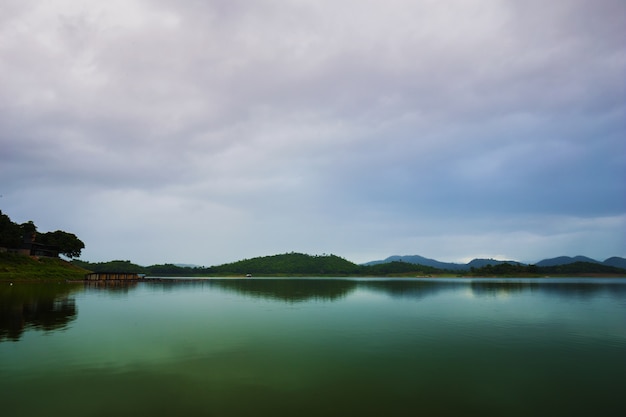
[144,279,215,293]
[210,279,358,302]
[470,281,539,297]
[0,284,79,342]
[359,279,626,301]
[470,280,626,298]
[534,281,626,299]
[210,279,460,302]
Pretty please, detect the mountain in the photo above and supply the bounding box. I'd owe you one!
[535,256,600,267]
[364,254,626,271]
[466,258,525,269]
[202,253,443,276]
[72,253,626,277]
[363,255,525,271]
[209,252,361,275]
[601,257,626,269]
[362,255,466,270]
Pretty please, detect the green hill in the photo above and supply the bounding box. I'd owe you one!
[69,253,626,278]
[208,253,361,275]
[205,253,446,276]
[72,254,442,276]
[0,252,90,281]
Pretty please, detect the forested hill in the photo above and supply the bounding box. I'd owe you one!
[365,254,626,270]
[73,253,626,277]
[209,253,359,275]
[73,253,442,276]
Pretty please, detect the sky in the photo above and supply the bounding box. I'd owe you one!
[1,0,624,266]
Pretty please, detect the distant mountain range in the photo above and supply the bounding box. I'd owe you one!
[71,253,626,277]
[362,255,626,271]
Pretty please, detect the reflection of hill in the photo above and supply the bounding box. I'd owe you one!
[210,279,358,302]
[533,281,626,298]
[470,280,626,298]
[470,281,539,296]
[360,279,626,301]
[0,284,80,342]
[358,280,459,300]
[212,279,464,302]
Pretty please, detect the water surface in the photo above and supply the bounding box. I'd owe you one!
[1,278,625,416]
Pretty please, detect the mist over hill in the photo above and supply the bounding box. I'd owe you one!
[534,255,626,268]
[362,254,626,271]
[362,255,523,271]
[604,257,626,269]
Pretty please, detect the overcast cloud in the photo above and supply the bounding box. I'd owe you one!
[1,0,624,266]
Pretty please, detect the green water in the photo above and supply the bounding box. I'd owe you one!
[1,278,625,417]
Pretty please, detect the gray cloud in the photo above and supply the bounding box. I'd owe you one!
[1,0,624,265]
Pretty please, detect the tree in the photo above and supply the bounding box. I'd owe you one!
[20,221,37,241]
[0,211,85,258]
[0,210,23,248]
[38,230,85,258]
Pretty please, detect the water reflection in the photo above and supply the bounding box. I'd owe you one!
[3,278,624,342]
[0,283,80,342]
[358,279,459,300]
[207,278,626,302]
[145,279,215,293]
[147,277,626,302]
[84,280,139,295]
[470,279,626,298]
[210,278,357,302]
[2,278,624,417]
[470,280,540,297]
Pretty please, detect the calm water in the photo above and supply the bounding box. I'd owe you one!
[1,278,625,417]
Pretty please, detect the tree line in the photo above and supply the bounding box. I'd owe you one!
[0,210,84,258]
[73,253,446,276]
[468,261,626,276]
[72,253,626,277]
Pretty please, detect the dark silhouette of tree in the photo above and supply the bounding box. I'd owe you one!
[0,211,22,248]
[38,230,85,258]
[0,211,84,258]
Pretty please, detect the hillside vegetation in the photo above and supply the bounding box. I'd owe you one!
[210,253,359,275]
[466,261,626,276]
[5,251,625,281]
[0,252,90,281]
[73,253,442,277]
[367,254,626,271]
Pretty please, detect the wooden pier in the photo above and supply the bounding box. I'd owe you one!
[84,272,143,281]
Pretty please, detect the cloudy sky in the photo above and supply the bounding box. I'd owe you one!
[1,0,624,266]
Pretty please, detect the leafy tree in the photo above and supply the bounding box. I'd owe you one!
[20,221,37,241]
[0,211,23,248]
[38,230,85,258]
[0,211,84,258]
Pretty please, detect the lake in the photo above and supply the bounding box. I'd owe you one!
[1,277,625,417]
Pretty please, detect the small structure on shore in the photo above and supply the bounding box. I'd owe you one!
[84,272,143,281]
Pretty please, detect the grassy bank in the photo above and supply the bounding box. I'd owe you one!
[0,252,90,281]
